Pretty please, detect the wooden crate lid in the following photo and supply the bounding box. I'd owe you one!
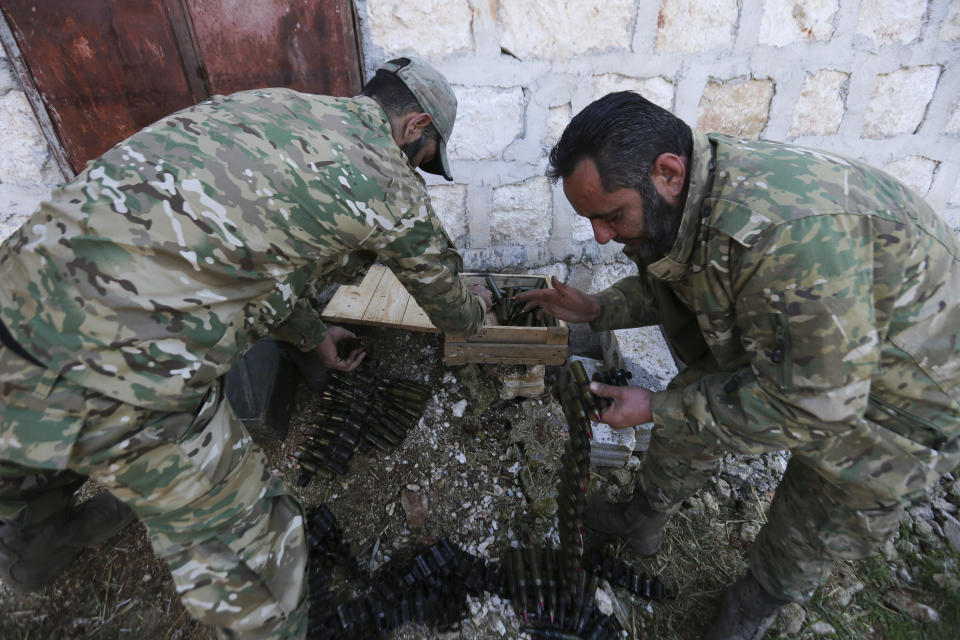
[321,264,439,333]
[321,266,568,344]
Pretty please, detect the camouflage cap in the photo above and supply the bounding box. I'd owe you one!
[377,57,456,181]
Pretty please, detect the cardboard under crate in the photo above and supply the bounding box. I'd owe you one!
[321,265,569,365]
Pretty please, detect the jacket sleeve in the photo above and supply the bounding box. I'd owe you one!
[649,214,880,456]
[590,274,663,331]
[269,291,329,350]
[367,194,486,337]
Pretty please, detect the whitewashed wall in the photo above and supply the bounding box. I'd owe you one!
[353,0,960,275]
[1,0,958,267]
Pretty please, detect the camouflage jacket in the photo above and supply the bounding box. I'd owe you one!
[592,130,960,500]
[0,90,485,411]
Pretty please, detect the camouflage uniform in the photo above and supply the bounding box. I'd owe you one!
[0,89,485,637]
[591,129,960,601]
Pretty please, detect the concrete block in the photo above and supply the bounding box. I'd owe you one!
[856,0,926,45]
[655,0,738,53]
[862,66,941,139]
[365,0,474,58]
[447,86,525,161]
[788,69,848,138]
[612,326,678,389]
[760,0,838,46]
[589,261,640,293]
[497,0,635,59]
[427,183,468,245]
[0,92,57,185]
[883,156,939,198]
[697,78,775,138]
[490,177,552,245]
[592,74,674,111]
[942,2,960,41]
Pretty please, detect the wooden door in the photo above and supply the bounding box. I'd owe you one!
[0,0,363,176]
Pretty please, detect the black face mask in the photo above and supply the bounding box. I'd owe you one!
[400,134,428,166]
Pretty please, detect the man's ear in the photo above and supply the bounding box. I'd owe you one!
[401,112,433,143]
[651,153,687,201]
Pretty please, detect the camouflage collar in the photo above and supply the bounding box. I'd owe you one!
[354,95,421,177]
[646,128,714,282]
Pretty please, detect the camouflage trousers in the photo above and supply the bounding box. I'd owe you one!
[639,374,960,603]
[0,345,308,639]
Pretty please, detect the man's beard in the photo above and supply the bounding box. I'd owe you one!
[400,134,427,165]
[626,187,684,260]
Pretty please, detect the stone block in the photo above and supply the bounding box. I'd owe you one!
[942,2,960,41]
[612,325,677,389]
[490,177,552,245]
[592,74,674,110]
[497,0,635,59]
[427,183,468,245]
[788,69,848,138]
[0,92,58,185]
[0,183,51,233]
[365,0,474,58]
[883,156,939,197]
[572,214,595,242]
[946,105,960,134]
[655,0,738,53]
[447,86,525,161]
[862,66,941,138]
[0,56,19,92]
[856,0,926,45]
[760,0,838,46]
[543,103,571,152]
[697,78,775,138]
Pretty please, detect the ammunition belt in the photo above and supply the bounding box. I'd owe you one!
[293,366,431,483]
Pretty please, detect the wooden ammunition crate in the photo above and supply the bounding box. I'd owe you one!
[321,265,568,365]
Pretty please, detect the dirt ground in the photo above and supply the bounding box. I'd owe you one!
[2,325,957,640]
[0,327,580,640]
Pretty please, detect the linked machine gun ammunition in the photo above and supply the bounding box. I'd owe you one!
[293,365,431,484]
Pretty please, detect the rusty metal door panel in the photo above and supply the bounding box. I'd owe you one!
[183,0,363,97]
[0,0,200,174]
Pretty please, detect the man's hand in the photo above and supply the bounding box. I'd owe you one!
[471,283,493,309]
[316,325,366,371]
[512,276,600,324]
[590,382,654,429]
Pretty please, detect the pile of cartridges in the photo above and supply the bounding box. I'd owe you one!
[308,529,501,640]
[485,275,559,327]
[585,550,675,602]
[503,545,621,640]
[292,366,431,484]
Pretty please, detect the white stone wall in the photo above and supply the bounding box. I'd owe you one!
[1,0,958,252]
[0,48,62,239]
[352,0,960,267]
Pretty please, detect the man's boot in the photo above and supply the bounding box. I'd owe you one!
[0,492,135,593]
[704,570,791,640]
[584,490,671,556]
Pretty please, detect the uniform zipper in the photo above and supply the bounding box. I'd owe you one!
[868,393,945,449]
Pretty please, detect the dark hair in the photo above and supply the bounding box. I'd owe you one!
[362,57,439,143]
[547,91,692,200]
